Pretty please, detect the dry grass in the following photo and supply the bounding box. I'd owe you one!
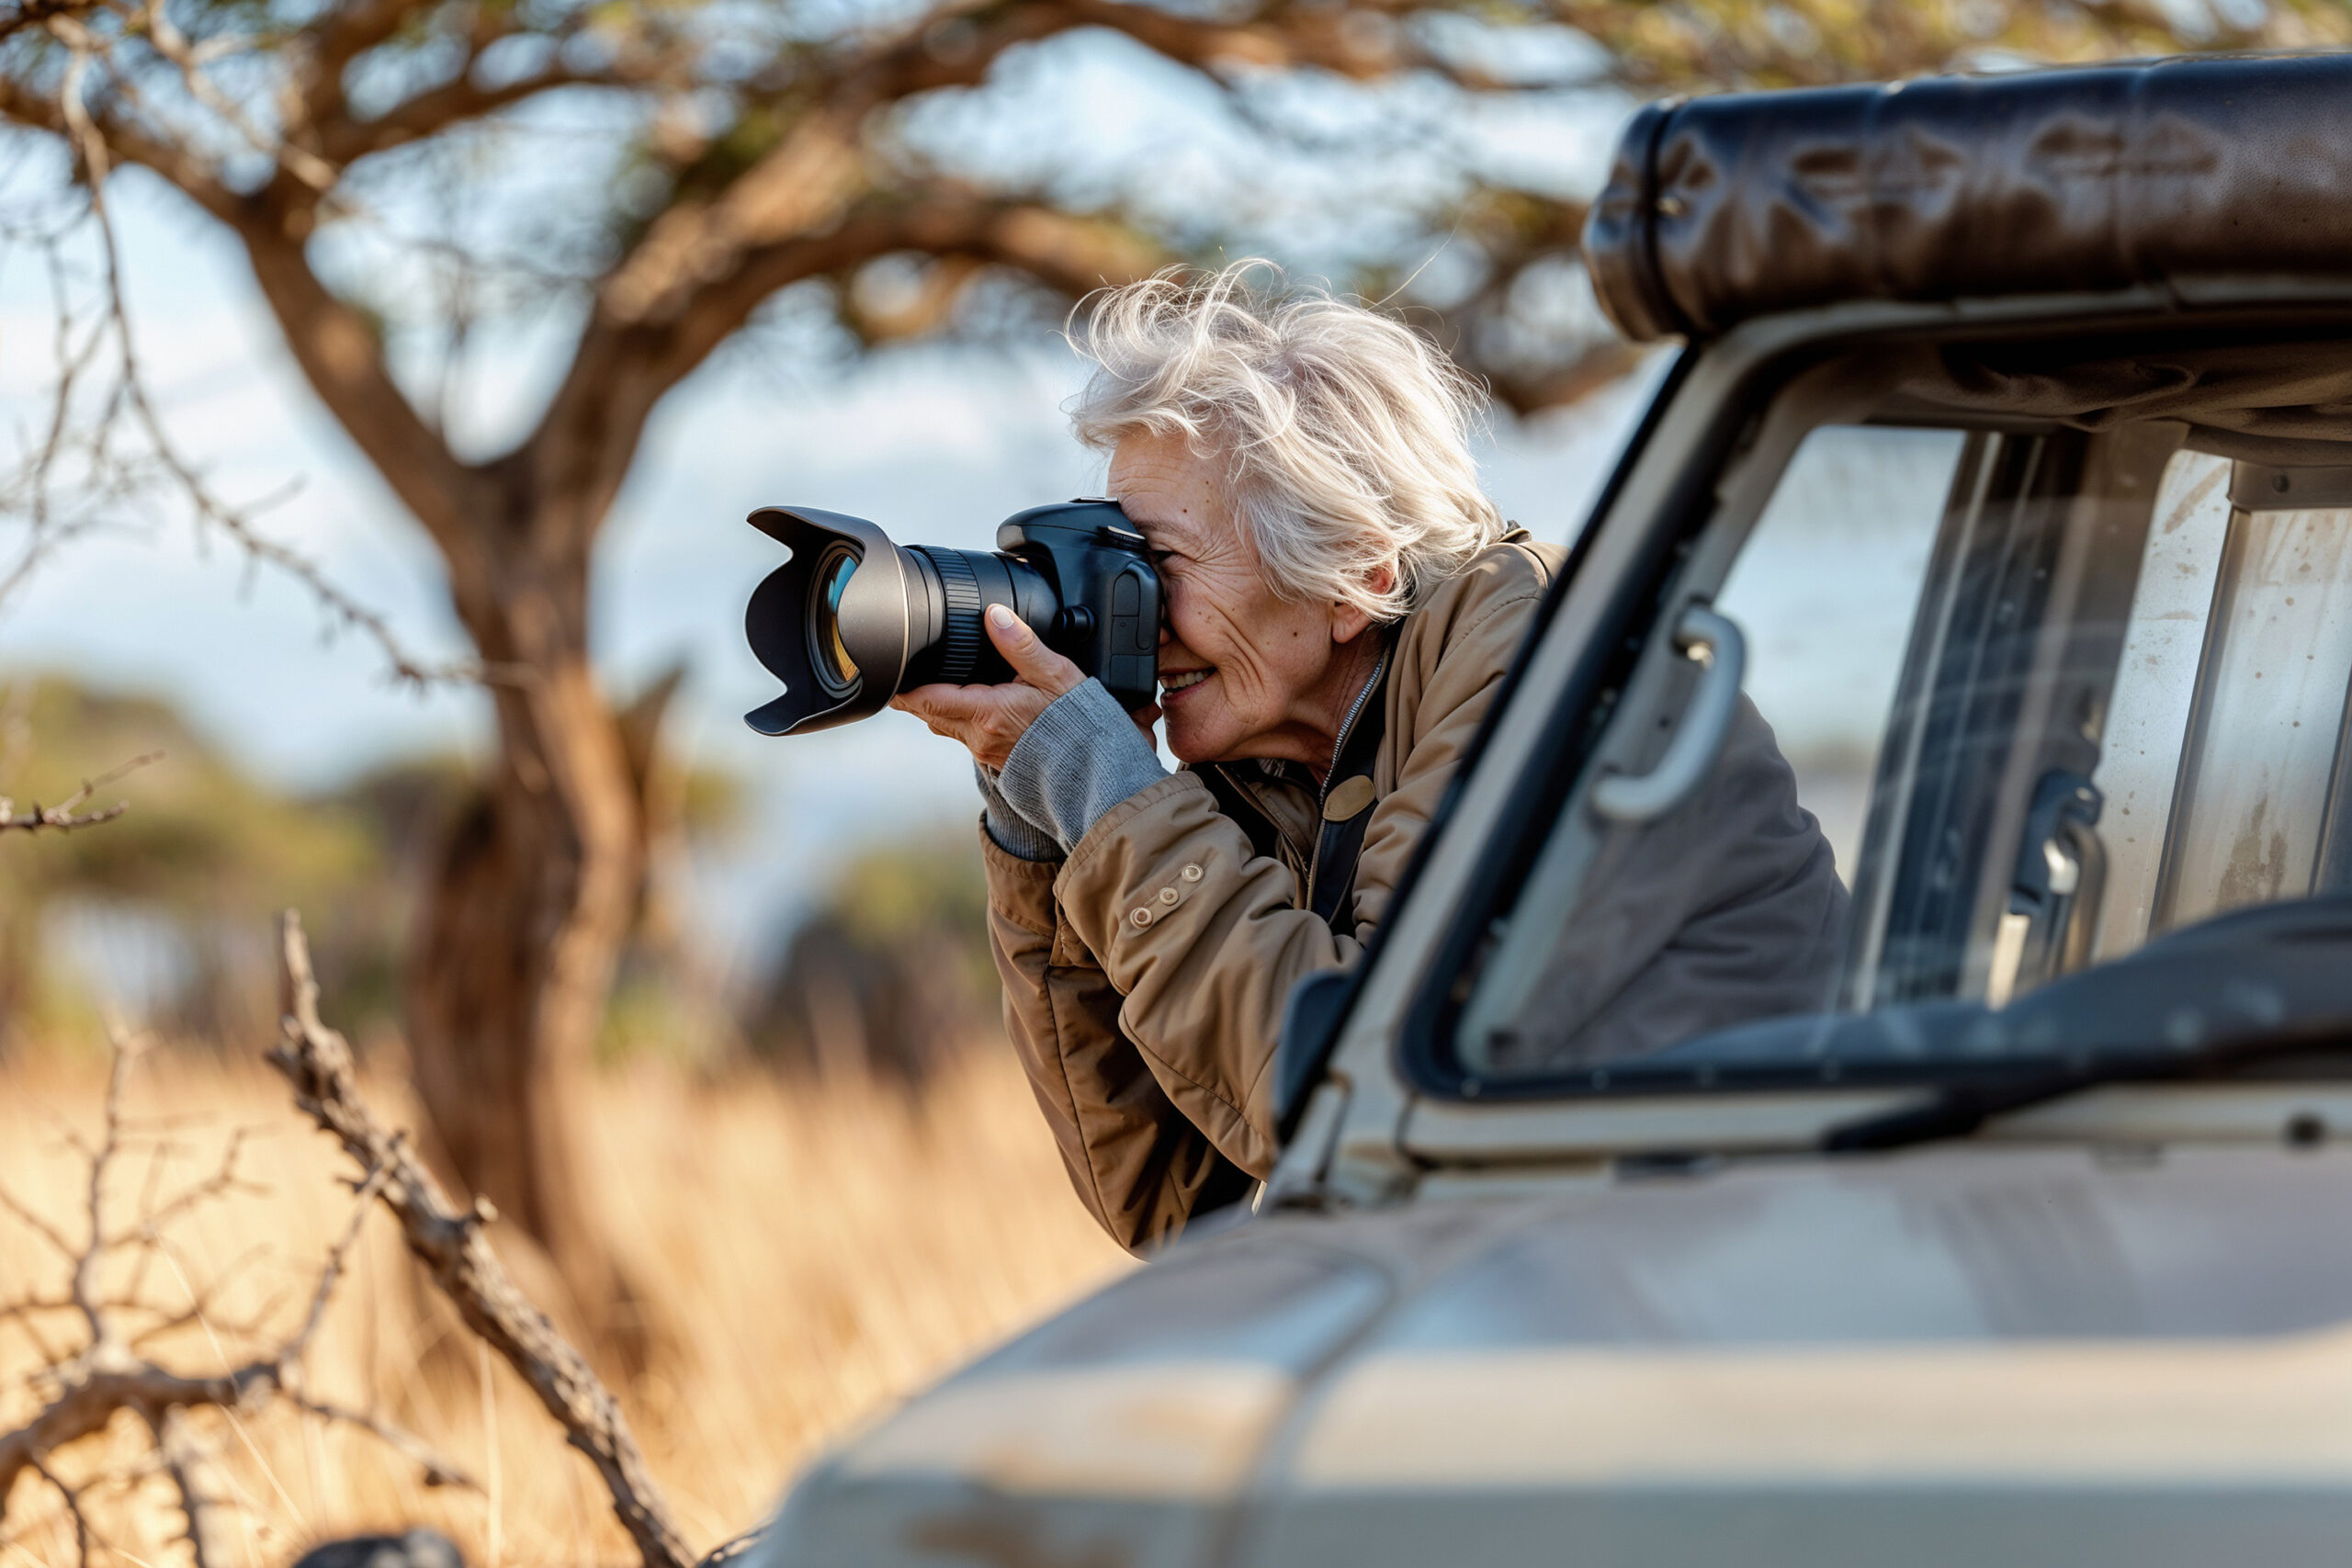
[0,1044,1132,1568]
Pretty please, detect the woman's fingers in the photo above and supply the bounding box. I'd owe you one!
[891,609,1084,769]
[893,680,1052,770]
[892,685,986,729]
[986,605,1084,697]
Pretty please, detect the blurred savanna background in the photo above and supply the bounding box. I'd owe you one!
[2,0,2346,1562]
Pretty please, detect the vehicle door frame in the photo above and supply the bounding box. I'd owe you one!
[1268,282,2352,1213]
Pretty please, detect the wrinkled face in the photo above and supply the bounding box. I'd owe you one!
[1110,431,1376,769]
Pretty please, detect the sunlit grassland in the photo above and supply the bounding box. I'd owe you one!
[0,1043,1131,1568]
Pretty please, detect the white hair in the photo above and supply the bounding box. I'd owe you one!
[1068,261,1507,623]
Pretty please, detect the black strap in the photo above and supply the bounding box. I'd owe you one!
[1183,654,1388,1227]
[1191,1150,1260,1223]
[1306,651,1392,935]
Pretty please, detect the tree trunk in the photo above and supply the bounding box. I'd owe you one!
[403,534,648,1356]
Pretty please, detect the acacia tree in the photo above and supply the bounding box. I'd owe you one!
[0,0,1546,1339]
[0,0,2329,1339]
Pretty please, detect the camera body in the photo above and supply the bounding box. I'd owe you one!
[987,503,1161,701]
[743,500,1162,738]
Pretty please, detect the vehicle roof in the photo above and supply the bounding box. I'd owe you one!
[1581,52,2352,344]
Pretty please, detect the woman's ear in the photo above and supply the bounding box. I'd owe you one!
[1330,562,1399,644]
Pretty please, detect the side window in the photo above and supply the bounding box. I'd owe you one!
[1713,426,1964,876]
[1429,337,2352,1099]
[1454,423,1962,1078]
[1447,422,2352,1089]
[2093,456,2352,954]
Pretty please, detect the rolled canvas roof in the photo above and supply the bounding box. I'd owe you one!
[1581,52,2352,343]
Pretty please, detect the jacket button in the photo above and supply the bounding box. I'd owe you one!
[1181,863,1204,882]
[1131,907,1153,928]
[1158,886,1179,906]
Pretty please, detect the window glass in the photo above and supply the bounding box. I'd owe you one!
[1449,419,2352,1091]
[1713,426,1963,875]
[2086,453,2232,960]
[2149,491,2352,930]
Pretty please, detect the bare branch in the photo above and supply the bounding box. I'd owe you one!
[0,27,483,690]
[317,59,651,167]
[0,1029,482,1533]
[26,1449,99,1568]
[284,1394,469,1490]
[0,749,158,834]
[134,0,338,193]
[268,908,694,1568]
[283,1157,396,1364]
[228,212,492,593]
[0,1180,77,1262]
[0,2,97,50]
[67,1025,143,1337]
[109,1122,263,1245]
[153,1407,231,1568]
[288,0,454,155]
[544,191,1158,533]
[127,1246,270,1351]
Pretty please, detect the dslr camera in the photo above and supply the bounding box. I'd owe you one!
[741,501,1163,737]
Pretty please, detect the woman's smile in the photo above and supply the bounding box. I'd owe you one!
[1159,667,1214,700]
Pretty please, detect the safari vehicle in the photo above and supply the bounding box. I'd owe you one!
[747,51,2352,1568]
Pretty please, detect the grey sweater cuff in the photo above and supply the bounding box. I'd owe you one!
[998,678,1169,855]
[975,763,1061,862]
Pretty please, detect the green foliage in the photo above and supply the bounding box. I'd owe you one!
[0,676,379,911]
[0,674,421,1047]
[0,671,755,1060]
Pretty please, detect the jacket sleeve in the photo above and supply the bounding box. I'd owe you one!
[1492,696,1850,1070]
[1049,583,1539,1179]
[979,826,1243,1255]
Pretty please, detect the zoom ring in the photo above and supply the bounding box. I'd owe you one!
[926,549,987,683]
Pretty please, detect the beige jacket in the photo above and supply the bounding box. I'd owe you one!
[981,536,1564,1253]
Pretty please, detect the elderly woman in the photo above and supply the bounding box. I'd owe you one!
[898,265,1842,1252]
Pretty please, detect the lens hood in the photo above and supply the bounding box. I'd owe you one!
[743,499,1157,738]
[741,506,918,737]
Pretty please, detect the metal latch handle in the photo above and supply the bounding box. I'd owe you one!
[1589,604,1747,825]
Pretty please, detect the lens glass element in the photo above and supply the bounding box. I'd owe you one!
[811,547,860,692]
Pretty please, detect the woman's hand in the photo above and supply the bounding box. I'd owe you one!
[894,605,1162,770]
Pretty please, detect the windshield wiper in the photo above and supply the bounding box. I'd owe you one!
[1822,1025,2352,1152]
[1814,896,2352,1151]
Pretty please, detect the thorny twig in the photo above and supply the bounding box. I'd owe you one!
[268,908,701,1568]
[0,747,159,833]
[0,1027,478,1566]
[0,16,492,691]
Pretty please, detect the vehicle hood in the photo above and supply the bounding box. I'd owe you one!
[749,1141,2352,1567]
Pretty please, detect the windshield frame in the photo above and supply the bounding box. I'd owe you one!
[1379,289,2352,1111]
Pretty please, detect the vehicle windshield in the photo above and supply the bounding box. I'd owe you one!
[1441,329,2352,1096]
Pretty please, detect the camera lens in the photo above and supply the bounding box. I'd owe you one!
[903,546,1052,689]
[808,545,860,694]
[743,501,1157,739]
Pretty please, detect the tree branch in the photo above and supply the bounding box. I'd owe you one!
[315,62,642,166]
[287,0,437,152]
[1063,0,1447,83]
[0,30,488,687]
[536,192,1156,537]
[0,1026,478,1529]
[0,72,244,225]
[153,1406,231,1568]
[228,210,492,588]
[268,908,694,1568]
